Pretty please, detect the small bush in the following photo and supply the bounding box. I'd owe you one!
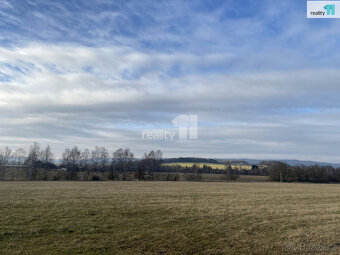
[91,175,101,181]
[184,173,202,181]
[166,173,180,181]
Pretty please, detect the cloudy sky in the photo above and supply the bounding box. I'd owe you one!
[1,0,340,161]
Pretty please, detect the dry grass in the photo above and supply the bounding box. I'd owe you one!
[0,182,340,254]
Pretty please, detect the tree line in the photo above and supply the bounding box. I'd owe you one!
[3,143,339,183]
[0,143,242,182]
[0,142,163,181]
[268,162,340,183]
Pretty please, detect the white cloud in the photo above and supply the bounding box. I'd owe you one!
[1,44,340,161]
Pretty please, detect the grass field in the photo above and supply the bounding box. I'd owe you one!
[162,162,253,170]
[1,182,340,255]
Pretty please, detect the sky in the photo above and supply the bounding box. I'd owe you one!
[1,0,340,161]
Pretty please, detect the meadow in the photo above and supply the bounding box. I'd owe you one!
[0,181,339,255]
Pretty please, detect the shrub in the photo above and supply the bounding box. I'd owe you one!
[91,175,101,181]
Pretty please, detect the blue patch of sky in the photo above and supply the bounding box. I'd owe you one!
[1,0,340,75]
[0,71,11,82]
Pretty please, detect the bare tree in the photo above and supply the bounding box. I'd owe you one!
[113,148,134,180]
[89,146,109,180]
[10,148,26,180]
[0,147,11,180]
[113,148,124,177]
[98,146,109,179]
[0,147,12,165]
[81,149,90,181]
[222,164,239,181]
[136,159,146,181]
[41,145,54,180]
[62,146,81,180]
[138,150,162,180]
[90,146,100,173]
[123,148,134,180]
[13,148,26,166]
[25,142,41,181]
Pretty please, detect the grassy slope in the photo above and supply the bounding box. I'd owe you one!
[0,182,339,255]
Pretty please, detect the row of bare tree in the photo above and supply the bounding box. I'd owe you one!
[61,146,136,180]
[0,142,163,181]
[0,143,54,180]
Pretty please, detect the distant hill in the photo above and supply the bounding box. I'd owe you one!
[163,157,219,164]
[164,157,340,168]
[221,160,249,165]
[218,159,340,168]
